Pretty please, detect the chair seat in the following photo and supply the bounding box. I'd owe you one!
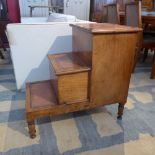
[143,34,155,48]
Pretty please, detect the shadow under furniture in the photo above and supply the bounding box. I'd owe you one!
[26,23,141,138]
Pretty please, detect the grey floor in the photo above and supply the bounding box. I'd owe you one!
[0,52,155,155]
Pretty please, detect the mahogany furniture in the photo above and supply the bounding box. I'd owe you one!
[106,3,120,24]
[125,1,142,28]
[26,23,141,138]
[125,1,155,78]
[120,11,155,25]
[142,11,155,25]
[117,0,154,11]
[90,0,155,22]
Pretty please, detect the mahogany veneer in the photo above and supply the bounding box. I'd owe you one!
[26,23,141,138]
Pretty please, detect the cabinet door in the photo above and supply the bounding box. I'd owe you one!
[64,0,90,20]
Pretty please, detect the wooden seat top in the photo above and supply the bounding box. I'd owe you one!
[70,23,142,34]
[48,52,91,76]
[27,80,57,110]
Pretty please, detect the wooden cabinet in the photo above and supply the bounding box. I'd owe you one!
[72,23,139,105]
[26,23,141,138]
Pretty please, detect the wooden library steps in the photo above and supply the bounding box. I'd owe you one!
[26,23,141,138]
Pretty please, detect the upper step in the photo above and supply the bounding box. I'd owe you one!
[48,52,91,76]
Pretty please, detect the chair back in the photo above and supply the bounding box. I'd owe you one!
[106,3,120,24]
[125,1,142,28]
[125,1,143,57]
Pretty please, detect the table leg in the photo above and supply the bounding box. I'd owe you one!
[117,102,125,120]
[27,120,36,138]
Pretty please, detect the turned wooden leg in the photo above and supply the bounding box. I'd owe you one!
[117,103,125,120]
[27,120,36,139]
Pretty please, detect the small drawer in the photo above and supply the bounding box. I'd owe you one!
[57,71,89,104]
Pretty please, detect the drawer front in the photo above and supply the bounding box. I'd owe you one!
[58,72,89,104]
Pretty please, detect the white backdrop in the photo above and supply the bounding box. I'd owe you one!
[19,0,90,20]
[19,0,49,17]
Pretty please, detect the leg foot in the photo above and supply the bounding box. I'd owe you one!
[117,103,125,119]
[27,120,36,139]
[117,115,122,120]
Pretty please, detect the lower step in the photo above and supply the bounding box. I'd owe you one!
[27,80,58,109]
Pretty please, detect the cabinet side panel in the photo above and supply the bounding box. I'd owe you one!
[91,33,137,105]
[72,27,92,66]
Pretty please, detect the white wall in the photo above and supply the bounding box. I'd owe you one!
[7,23,73,90]
[19,0,90,20]
[19,0,49,17]
[64,0,90,20]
